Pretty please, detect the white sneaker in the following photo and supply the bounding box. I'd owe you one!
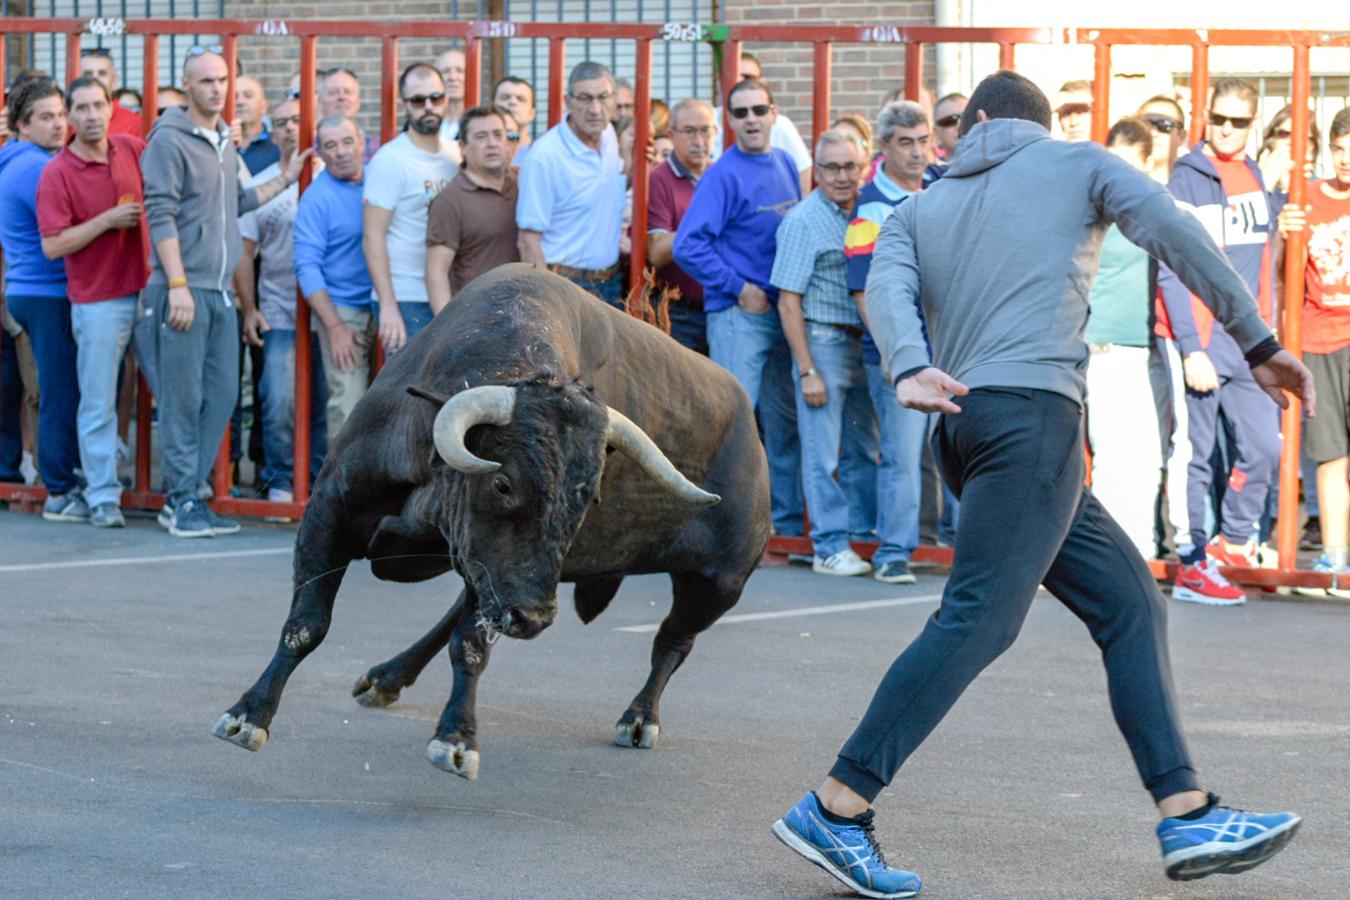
[265,487,294,523]
[812,548,872,577]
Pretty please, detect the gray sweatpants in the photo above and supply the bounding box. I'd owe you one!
[146,285,240,504]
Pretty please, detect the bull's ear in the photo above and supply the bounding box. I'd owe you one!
[407,385,450,406]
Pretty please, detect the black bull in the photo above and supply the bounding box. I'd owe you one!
[213,265,771,778]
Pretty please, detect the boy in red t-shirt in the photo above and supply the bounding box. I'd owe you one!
[35,76,150,529]
[1280,107,1350,592]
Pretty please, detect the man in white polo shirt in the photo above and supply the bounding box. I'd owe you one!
[515,60,627,307]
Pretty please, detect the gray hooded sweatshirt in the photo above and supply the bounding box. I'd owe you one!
[142,106,260,292]
[866,118,1275,405]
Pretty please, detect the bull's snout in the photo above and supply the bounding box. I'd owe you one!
[498,602,556,640]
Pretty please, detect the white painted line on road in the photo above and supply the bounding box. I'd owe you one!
[0,547,292,574]
[615,592,943,633]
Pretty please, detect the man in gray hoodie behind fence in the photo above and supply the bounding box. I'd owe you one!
[141,46,309,539]
[770,71,1312,899]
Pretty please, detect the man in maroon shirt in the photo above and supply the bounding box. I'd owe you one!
[36,76,150,528]
[643,97,716,354]
[78,49,143,137]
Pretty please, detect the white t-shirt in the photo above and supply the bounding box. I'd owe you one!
[363,132,459,304]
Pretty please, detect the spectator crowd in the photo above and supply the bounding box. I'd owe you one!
[1,47,1346,603]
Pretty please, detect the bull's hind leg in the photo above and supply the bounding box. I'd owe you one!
[426,606,493,779]
[213,496,354,751]
[352,589,467,707]
[615,571,742,749]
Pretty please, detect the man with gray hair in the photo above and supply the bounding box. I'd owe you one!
[841,98,938,583]
[771,130,880,577]
[516,60,626,306]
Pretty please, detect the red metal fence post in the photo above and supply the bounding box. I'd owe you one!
[1091,40,1111,143]
[904,41,922,101]
[141,34,159,135]
[464,34,482,109]
[1277,43,1312,570]
[548,37,565,127]
[720,38,740,150]
[211,35,241,503]
[999,41,1015,70]
[380,35,398,145]
[65,30,81,86]
[1189,43,1209,146]
[628,37,653,304]
[292,34,317,504]
[811,40,831,150]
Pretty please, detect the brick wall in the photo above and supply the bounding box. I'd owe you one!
[724,0,935,145]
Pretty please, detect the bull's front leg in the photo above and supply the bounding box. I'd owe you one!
[213,496,354,752]
[352,589,467,707]
[425,604,493,779]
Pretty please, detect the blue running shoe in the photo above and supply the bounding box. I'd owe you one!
[772,792,921,899]
[1157,795,1301,881]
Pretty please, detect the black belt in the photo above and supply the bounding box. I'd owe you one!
[808,320,864,339]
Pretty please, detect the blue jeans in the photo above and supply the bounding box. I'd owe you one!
[667,302,708,355]
[866,362,926,564]
[792,325,879,557]
[5,294,80,495]
[70,297,138,508]
[259,328,328,493]
[392,302,436,347]
[707,304,803,535]
[559,268,624,310]
[0,326,23,482]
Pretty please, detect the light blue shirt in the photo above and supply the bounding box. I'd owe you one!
[515,117,625,269]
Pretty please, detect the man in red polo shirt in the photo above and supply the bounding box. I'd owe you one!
[78,49,143,137]
[642,97,716,354]
[36,75,150,528]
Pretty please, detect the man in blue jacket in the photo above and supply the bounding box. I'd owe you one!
[771,70,1310,898]
[1158,77,1281,605]
[0,76,82,522]
[674,77,804,539]
[294,114,375,439]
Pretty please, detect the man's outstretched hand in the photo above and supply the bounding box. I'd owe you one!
[896,367,969,414]
[1252,349,1316,415]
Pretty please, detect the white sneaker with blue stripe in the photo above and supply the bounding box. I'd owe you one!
[1157,794,1301,881]
[772,792,920,898]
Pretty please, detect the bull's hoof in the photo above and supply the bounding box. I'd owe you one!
[213,712,269,751]
[614,716,660,749]
[427,738,479,779]
[352,672,403,708]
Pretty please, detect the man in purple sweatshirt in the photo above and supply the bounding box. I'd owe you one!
[674,77,804,538]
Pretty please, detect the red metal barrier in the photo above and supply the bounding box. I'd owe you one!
[0,18,1330,591]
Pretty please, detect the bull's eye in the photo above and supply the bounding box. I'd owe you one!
[491,475,512,496]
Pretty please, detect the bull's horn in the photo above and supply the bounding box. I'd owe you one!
[433,386,517,473]
[605,408,721,506]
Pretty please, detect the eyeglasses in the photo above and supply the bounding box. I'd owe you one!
[819,162,861,176]
[503,130,520,142]
[1057,103,1091,117]
[569,92,613,107]
[80,48,114,59]
[185,45,224,59]
[285,87,303,100]
[403,92,446,107]
[1208,112,1254,130]
[730,104,771,119]
[935,113,961,128]
[1142,113,1181,134]
[272,114,301,128]
[674,125,715,137]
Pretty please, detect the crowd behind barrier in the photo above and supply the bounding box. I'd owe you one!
[0,20,1340,594]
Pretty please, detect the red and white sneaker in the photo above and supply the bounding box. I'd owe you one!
[1173,559,1248,606]
[1206,535,1259,568]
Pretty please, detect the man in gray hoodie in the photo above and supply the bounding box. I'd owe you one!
[771,71,1311,898]
[141,46,308,538]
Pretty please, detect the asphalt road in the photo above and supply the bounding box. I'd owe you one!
[2,510,1346,899]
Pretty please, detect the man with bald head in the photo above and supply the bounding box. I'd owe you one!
[234,75,278,174]
[140,46,310,538]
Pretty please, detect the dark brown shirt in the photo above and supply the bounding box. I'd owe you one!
[426,170,520,292]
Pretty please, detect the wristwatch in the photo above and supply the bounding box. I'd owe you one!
[800,367,819,379]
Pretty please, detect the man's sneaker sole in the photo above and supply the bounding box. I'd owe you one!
[157,507,173,529]
[1172,587,1246,606]
[875,571,917,585]
[771,819,918,899]
[1164,816,1301,881]
[42,510,88,523]
[168,523,215,538]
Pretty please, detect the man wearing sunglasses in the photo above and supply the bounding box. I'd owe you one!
[675,77,804,542]
[1053,79,1094,143]
[1156,77,1281,604]
[363,62,459,354]
[1138,95,1188,183]
[516,60,626,307]
[140,46,310,538]
[931,92,966,162]
[78,48,142,137]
